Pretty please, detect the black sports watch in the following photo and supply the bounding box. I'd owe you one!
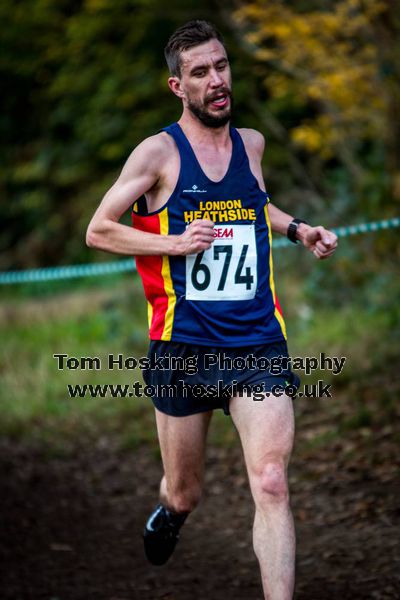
[287,218,308,244]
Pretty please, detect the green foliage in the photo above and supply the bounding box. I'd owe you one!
[3,0,398,269]
[1,0,240,268]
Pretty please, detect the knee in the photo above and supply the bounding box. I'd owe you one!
[252,461,289,505]
[168,480,202,513]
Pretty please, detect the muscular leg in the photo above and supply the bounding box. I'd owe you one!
[143,408,213,565]
[230,392,295,600]
[155,408,213,514]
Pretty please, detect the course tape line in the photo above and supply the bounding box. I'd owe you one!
[1,217,399,285]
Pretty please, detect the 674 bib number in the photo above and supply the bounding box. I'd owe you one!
[185,224,257,301]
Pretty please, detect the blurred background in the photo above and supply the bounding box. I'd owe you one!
[0,1,399,598]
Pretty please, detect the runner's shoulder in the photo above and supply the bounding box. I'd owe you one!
[237,128,265,157]
[123,132,176,177]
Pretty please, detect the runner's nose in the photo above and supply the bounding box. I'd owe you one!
[209,68,224,87]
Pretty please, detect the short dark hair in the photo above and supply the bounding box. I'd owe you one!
[164,20,225,78]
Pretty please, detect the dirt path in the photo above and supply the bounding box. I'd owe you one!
[1,410,399,600]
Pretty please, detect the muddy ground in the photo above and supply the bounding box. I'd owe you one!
[1,399,399,600]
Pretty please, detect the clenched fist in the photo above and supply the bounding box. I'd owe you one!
[175,219,215,256]
[298,224,338,259]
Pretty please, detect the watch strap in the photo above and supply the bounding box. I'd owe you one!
[287,218,308,244]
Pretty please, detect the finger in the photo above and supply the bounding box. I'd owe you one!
[194,229,215,241]
[190,230,215,245]
[315,235,338,251]
[323,235,337,247]
[186,222,215,239]
[189,228,215,241]
[322,230,338,244]
[313,248,321,259]
[315,240,328,252]
[322,248,337,258]
[315,242,334,255]
[310,227,338,247]
[318,247,337,259]
[189,219,215,229]
[192,240,213,253]
[313,227,331,247]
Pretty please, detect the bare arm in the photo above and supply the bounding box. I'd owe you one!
[267,203,337,259]
[240,128,338,259]
[86,135,214,256]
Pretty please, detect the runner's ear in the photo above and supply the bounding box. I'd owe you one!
[168,76,184,99]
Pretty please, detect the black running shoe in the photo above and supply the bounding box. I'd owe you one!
[143,504,188,566]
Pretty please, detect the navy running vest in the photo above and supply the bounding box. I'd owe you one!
[132,122,287,346]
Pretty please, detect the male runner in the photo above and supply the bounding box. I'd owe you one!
[86,20,337,600]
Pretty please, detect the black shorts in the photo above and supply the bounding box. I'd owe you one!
[142,339,300,417]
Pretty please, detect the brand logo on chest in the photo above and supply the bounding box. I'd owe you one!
[183,184,207,193]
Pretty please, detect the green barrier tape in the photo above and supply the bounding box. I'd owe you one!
[1,217,399,285]
[0,259,136,285]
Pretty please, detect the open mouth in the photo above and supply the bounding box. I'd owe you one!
[208,94,229,109]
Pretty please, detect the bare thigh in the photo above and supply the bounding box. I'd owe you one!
[229,393,295,491]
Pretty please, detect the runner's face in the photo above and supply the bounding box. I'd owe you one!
[178,40,232,128]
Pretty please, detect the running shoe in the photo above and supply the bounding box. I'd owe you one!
[143,503,188,565]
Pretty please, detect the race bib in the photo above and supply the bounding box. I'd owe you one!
[186,224,257,301]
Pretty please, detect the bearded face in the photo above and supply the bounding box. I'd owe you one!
[173,39,233,128]
[187,87,233,128]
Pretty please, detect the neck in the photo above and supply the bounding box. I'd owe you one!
[178,108,230,147]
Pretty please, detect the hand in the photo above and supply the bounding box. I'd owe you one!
[298,224,338,259]
[175,219,215,256]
